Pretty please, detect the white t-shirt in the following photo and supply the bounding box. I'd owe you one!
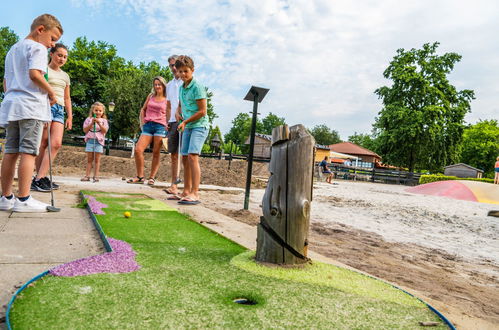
[0,39,51,127]
[48,66,70,107]
[166,77,183,123]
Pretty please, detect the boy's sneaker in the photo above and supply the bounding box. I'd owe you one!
[12,196,49,213]
[31,178,51,192]
[0,196,15,211]
[42,177,59,190]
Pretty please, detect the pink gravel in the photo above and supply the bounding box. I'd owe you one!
[84,194,108,215]
[50,238,141,277]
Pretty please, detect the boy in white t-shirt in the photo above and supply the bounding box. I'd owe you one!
[0,14,63,212]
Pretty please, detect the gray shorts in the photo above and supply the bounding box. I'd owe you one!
[167,121,179,154]
[5,119,45,155]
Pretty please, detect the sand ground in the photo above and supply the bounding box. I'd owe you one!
[3,145,498,329]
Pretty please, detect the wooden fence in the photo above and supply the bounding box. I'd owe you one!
[316,164,421,186]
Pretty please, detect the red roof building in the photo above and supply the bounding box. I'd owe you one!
[329,142,381,168]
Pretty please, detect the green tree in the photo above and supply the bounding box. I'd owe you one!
[64,37,128,134]
[224,113,263,146]
[309,124,341,145]
[0,27,19,100]
[206,125,224,153]
[206,89,218,128]
[348,132,378,153]
[261,112,286,135]
[374,42,475,172]
[460,120,499,178]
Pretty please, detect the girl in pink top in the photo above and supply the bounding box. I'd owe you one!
[127,76,168,185]
[81,102,108,182]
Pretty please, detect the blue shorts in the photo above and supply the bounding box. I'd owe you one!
[142,121,166,137]
[51,103,65,124]
[495,168,499,173]
[181,127,208,156]
[85,139,104,153]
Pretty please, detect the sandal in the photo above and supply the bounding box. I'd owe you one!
[163,188,178,195]
[93,177,100,182]
[80,176,90,182]
[127,176,145,184]
[147,177,155,186]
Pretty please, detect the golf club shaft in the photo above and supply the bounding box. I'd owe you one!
[46,122,55,207]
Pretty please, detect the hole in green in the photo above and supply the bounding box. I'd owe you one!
[233,298,257,305]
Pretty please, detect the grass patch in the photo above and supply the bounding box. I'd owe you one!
[10,191,447,329]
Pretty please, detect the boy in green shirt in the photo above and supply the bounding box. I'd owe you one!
[175,56,208,205]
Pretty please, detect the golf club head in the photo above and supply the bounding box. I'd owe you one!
[47,205,61,212]
[174,179,182,185]
[488,210,499,217]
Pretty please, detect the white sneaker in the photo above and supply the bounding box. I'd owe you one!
[0,196,15,211]
[12,196,49,213]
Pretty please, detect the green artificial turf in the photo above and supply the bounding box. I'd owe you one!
[10,191,447,329]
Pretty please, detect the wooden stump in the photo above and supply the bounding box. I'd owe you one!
[255,124,315,265]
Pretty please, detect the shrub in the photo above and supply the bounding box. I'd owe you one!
[419,174,494,184]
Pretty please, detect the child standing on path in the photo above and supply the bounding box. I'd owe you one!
[32,43,72,192]
[127,76,168,186]
[0,14,63,212]
[175,56,209,205]
[81,102,108,182]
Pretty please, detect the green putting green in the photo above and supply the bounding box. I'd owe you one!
[9,191,447,329]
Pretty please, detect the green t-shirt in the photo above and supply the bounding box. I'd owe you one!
[179,78,208,129]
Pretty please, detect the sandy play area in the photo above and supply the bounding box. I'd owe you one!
[49,146,499,329]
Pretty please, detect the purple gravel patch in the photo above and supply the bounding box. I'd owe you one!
[84,194,108,215]
[50,238,141,277]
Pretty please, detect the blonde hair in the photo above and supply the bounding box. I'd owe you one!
[151,76,167,97]
[88,102,107,119]
[31,14,63,34]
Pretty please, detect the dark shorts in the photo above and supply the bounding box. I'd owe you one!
[323,170,332,174]
[495,167,499,173]
[167,121,179,154]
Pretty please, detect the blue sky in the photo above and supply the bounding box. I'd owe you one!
[1,0,498,139]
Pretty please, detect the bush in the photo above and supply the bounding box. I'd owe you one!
[419,174,494,184]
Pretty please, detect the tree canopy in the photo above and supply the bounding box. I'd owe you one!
[374,42,474,172]
[348,132,378,153]
[309,124,341,145]
[0,26,19,100]
[459,120,499,177]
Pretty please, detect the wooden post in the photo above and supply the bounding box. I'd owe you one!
[255,124,315,265]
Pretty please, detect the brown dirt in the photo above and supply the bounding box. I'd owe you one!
[53,145,269,188]
[51,146,498,329]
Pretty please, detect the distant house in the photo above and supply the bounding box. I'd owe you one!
[329,142,381,168]
[444,163,483,179]
[244,133,272,158]
[315,145,331,162]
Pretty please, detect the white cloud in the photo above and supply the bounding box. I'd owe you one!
[79,0,499,139]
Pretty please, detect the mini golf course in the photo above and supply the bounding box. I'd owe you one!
[7,191,451,329]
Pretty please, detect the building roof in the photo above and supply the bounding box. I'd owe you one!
[329,142,380,158]
[444,163,484,173]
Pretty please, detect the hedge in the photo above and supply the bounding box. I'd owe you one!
[419,174,494,185]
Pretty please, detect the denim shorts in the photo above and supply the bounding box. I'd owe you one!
[142,121,166,137]
[85,139,104,153]
[5,119,44,155]
[180,127,208,156]
[495,167,499,173]
[51,103,65,124]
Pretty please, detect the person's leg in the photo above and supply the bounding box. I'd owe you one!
[1,153,19,197]
[169,152,179,191]
[167,122,180,193]
[134,134,153,179]
[149,136,163,179]
[94,152,102,179]
[34,125,49,173]
[85,152,93,177]
[17,153,37,197]
[35,121,64,179]
[187,153,201,200]
[183,127,208,201]
[495,171,499,184]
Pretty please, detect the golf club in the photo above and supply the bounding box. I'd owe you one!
[174,130,182,185]
[46,123,61,212]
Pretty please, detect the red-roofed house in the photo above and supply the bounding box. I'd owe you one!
[329,142,381,168]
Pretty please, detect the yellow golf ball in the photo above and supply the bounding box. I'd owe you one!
[124,211,131,218]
